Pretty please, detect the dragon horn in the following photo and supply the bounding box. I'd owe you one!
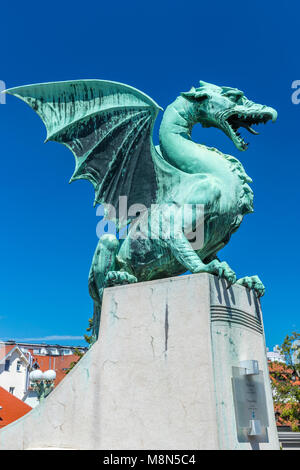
[199,80,210,87]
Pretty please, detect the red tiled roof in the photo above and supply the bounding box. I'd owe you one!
[0,344,15,361]
[29,352,81,386]
[0,386,32,428]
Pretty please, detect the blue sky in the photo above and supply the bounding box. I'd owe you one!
[0,0,299,348]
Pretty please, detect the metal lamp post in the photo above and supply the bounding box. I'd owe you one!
[29,369,56,401]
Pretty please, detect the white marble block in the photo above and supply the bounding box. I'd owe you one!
[0,273,279,450]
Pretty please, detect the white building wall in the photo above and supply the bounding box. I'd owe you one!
[0,350,28,400]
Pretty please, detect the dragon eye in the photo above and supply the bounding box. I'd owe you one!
[225,92,243,103]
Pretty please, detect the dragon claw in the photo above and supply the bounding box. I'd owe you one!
[204,260,236,286]
[236,275,265,297]
[104,271,137,287]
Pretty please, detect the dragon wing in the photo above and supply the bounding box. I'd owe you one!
[6,80,162,226]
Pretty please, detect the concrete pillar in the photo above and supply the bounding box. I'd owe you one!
[0,273,279,450]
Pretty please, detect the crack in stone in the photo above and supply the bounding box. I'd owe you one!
[164,302,169,357]
[179,399,188,417]
[109,294,128,320]
[149,287,157,322]
[111,312,127,320]
[150,336,155,358]
[102,359,118,370]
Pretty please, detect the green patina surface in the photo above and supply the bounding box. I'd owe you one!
[5,80,277,340]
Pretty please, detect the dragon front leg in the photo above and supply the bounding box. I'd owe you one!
[104,271,137,287]
[151,204,237,286]
[236,275,265,297]
[167,235,236,287]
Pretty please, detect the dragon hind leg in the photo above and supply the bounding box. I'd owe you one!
[88,234,137,341]
[88,234,119,341]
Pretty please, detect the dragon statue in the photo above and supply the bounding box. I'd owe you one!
[6,80,277,341]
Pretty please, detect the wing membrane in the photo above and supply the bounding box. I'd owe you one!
[7,80,161,224]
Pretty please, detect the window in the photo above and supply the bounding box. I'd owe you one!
[33,349,40,354]
[4,360,10,371]
[49,348,59,356]
[9,387,14,394]
[16,361,22,372]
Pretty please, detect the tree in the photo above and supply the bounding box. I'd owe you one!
[64,318,94,375]
[84,317,94,345]
[281,332,300,378]
[64,347,84,375]
[269,332,300,431]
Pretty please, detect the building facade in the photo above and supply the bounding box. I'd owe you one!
[0,341,87,409]
[266,345,285,363]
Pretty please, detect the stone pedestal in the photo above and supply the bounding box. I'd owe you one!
[0,273,279,450]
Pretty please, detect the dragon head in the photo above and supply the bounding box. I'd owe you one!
[181,80,277,151]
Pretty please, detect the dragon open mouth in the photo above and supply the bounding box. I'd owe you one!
[223,110,277,151]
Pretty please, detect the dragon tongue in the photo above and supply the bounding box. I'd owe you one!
[246,125,259,135]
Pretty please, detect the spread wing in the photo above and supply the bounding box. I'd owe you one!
[6,80,162,226]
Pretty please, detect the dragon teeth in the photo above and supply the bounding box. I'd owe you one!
[246,125,259,135]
